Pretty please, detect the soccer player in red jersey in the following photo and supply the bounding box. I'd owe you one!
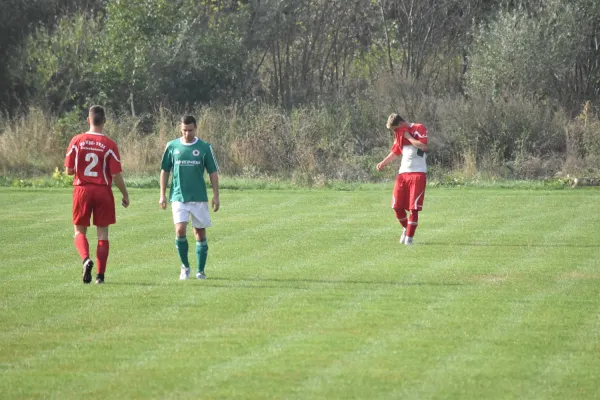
[377,113,429,245]
[64,105,130,284]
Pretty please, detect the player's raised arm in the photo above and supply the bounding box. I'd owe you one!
[403,131,429,152]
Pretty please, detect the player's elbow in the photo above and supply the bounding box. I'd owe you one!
[66,168,75,176]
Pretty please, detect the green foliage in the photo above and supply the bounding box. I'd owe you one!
[466,0,600,112]
[24,14,101,113]
[3,98,600,183]
[2,0,600,182]
[51,167,74,186]
[98,0,181,112]
[434,93,567,178]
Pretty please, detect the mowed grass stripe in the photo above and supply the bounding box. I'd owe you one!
[392,212,600,399]
[159,286,394,400]
[128,194,562,399]
[0,191,396,396]
[0,191,420,396]
[1,280,294,396]
[527,288,600,399]
[27,283,381,397]
[283,193,600,399]
[395,241,597,399]
[282,206,586,399]
[517,252,600,399]
[104,219,404,396]
[1,187,600,399]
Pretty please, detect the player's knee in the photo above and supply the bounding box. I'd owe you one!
[394,208,407,220]
[408,210,419,223]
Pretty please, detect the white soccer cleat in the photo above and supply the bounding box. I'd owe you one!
[196,272,206,280]
[180,266,190,280]
[404,236,414,246]
[399,228,407,244]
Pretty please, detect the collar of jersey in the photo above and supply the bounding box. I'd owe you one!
[179,137,198,146]
[85,131,105,136]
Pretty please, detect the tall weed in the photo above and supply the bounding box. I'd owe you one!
[1,98,599,182]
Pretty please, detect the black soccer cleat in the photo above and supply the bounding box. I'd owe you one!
[95,273,105,284]
[82,258,94,284]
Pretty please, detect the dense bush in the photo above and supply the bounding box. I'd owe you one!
[2,99,599,182]
[1,0,600,182]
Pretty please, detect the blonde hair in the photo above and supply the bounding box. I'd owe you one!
[386,113,405,129]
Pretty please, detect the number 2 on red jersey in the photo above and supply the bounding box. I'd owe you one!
[84,153,99,177]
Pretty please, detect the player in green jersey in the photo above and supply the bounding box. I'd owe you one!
[159,115,220,280]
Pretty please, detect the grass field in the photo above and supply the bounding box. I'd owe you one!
[1,186,600,399]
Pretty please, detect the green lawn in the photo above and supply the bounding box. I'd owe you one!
[1,186,599,399]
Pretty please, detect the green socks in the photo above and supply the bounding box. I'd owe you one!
[175,236,190,269]
[196,240,208,273]
[177,236,208,273]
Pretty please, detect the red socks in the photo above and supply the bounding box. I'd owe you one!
[74,233,90,260]
[75,234,110,274]
[96,240,110,274]
[406,210,419,237]
[395,209,408,229]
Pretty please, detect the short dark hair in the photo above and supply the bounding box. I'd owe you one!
[181,115,197,127]
[89,105,106,126]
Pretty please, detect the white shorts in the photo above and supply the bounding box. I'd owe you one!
[171,202,212,229]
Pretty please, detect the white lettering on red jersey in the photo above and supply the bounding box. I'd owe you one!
[391,123,428,173]
[64,132,122,186]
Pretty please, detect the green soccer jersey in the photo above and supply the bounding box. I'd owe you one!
[161,137,219,203]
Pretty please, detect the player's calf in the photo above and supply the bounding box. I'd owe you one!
[404,210,419,245]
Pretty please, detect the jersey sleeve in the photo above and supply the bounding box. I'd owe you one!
[391,128,407,155]
[64,136,78,168]
[391,138,402,155]
[413,125,428,144]
[107,142,123,175]
[204,144,219,174]
[160,144,173,172]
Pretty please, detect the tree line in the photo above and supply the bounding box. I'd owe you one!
[2,0,598,115]
[1,0,599,179]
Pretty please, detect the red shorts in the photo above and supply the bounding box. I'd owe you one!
[72,185,116,226]
[392,172,426,211]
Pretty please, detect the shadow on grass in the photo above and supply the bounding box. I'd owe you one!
[208,277,465,287]
[418,242,600,248]
[108,277,465,288]
[107,281,312,290]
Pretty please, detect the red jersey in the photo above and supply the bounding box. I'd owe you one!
[390,123,428,173]
[64,132,122,186]
[391,123,428,155]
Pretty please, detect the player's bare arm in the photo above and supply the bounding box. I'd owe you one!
[65,167,75,175]
[209,171,220,212]
[403,132,429,152]
[377,152,400,171]
[159,169,170,209]
[112,172,130,208]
